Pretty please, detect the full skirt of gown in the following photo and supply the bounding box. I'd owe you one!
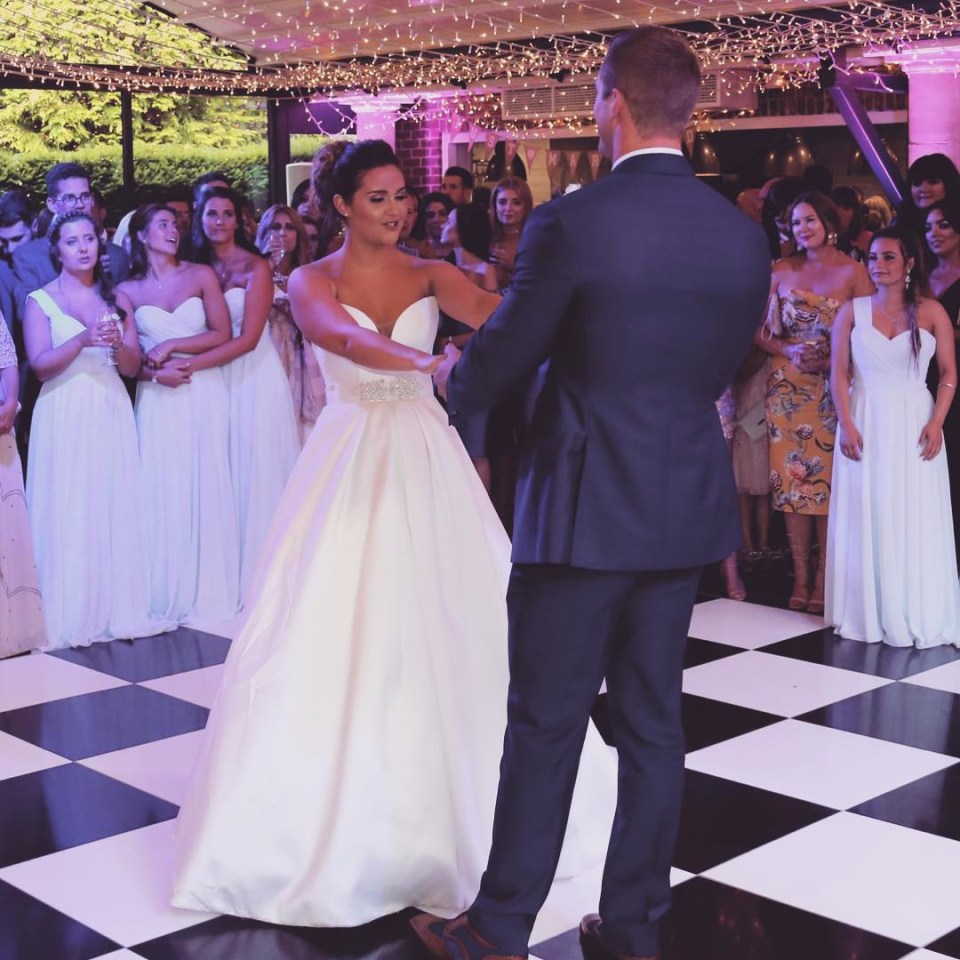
[172,297,615,926]
[826,297,960,647]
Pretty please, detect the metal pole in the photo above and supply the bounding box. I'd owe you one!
[120,90,135,194]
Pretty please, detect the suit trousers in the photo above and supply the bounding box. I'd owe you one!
[468,562,701,956]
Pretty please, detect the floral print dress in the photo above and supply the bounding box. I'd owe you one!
[766,289,841,515]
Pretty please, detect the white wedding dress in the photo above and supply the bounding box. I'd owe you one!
[221,287,300,598]
[826,296,960,647]
[26,290,165,649]
[172,297,616,926]
[135,297,240,626]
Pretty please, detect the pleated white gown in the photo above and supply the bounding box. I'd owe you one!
[135,297,240,626]
[221,287,300,600]
[826,296,960,647]
[26,290,167,649]
[172,297,615,926]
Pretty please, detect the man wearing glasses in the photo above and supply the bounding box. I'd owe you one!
[12,162,129,317]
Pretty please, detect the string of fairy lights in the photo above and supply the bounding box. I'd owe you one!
[0,0,956,132]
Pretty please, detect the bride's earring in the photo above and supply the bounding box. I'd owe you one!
[905,270,912,289]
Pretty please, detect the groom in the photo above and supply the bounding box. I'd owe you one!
[413,26,770,960]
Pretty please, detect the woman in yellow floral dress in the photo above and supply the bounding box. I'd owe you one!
[758,192,873,613]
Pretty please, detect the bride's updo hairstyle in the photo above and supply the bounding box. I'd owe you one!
[313,140,401,215]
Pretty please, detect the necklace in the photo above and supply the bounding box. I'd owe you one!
[148,267,164,291]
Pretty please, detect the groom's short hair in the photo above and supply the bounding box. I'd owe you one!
[599,27,701,137]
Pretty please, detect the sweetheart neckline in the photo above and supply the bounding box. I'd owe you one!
[135,295,203,314]
[340,296,435,342]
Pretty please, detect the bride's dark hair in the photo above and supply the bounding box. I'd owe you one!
[312,139,401,217]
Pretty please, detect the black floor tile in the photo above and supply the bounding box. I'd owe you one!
[763,629,960,680]
[928,924,960,958]
[682,694,782,752]
[0,764,177,867]
[851,764,960,842]
[49,627,231,682]
[133,908,422,960]
[531,878,912,960]
[683,637,745,670]
[0,685,209,760]
[798,683,960,758]
[674,771,835,873]
[0,879,120,960]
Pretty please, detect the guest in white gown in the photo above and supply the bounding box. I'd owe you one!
[118,204,240,627]
[185,188,299,599]
[23,211,166,649]
[827,225,960,647]
[0,317,45,656]
[172,140,616,927]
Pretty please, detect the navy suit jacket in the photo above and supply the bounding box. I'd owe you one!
[12,237,130,318]
[447,153,771,571]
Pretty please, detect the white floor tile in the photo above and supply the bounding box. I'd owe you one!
[91,952,148,959]
[0,653,127,712]
[140,664,224,708]
[903,658,960,696]
[0,821,213,946]
[682,650,890,717]
[689,599,824,649]
[79,731,205,806]
[0,729,71,780]
[901,952,958,960]
[704,812,960,946]
[685,719,958,809]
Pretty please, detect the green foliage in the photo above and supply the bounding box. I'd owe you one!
[0,142,272,216]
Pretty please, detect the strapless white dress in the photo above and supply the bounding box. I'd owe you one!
[221,287,300,598]
[172,297,616,926]
[26,290,166,649]
[135,297,240,626]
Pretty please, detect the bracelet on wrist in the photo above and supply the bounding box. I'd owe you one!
[939,382,956,389]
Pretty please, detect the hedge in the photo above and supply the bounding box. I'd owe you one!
[0,138,321,224]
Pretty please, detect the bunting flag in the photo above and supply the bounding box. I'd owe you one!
[546,149,563,189]
[587,151,602,180]
[504,139,519,167]
[483,130,499,161]
[524,145,539,169]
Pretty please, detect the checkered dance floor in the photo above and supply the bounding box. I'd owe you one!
[3,596,960,959]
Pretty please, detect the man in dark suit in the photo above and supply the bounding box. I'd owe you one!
[12,162,129,318]
[412,26,771,960]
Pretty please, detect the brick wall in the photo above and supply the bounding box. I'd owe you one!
[395,116,444,193]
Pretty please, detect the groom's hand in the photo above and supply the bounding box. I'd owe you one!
[433,343,461,400]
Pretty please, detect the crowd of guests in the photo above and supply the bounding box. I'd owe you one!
[725,152,960,647]
[1,146,959,656]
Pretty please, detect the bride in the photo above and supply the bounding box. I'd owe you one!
[172,140,616,927]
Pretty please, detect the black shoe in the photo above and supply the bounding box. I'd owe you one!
[578,914,658,960]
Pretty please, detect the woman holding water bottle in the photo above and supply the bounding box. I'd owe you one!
[22,211,168,649]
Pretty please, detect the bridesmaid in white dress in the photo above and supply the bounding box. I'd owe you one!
[827,225,960,647]
[22,211,164,649]
[118,204,240,628]
[0,317,45,655]
[172,141,616,927]
[185,188,299,599]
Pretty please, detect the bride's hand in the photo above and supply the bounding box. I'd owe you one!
[413,352,443,375]
[430,343,460,399]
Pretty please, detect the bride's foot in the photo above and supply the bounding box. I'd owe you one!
[723,557,747,602]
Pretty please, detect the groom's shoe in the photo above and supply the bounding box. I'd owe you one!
[579,915,658,960]
[410,912,527,960]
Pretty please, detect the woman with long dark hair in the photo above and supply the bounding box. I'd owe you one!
[118,203,239,627]
[172,138,614,927]
[255,203,325,444]
[827,226,960,647]
[188,189,300,598]
[898,153,960,252]
[23,211,166,648]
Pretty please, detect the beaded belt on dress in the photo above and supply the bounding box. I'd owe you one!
[351,377,424,404]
